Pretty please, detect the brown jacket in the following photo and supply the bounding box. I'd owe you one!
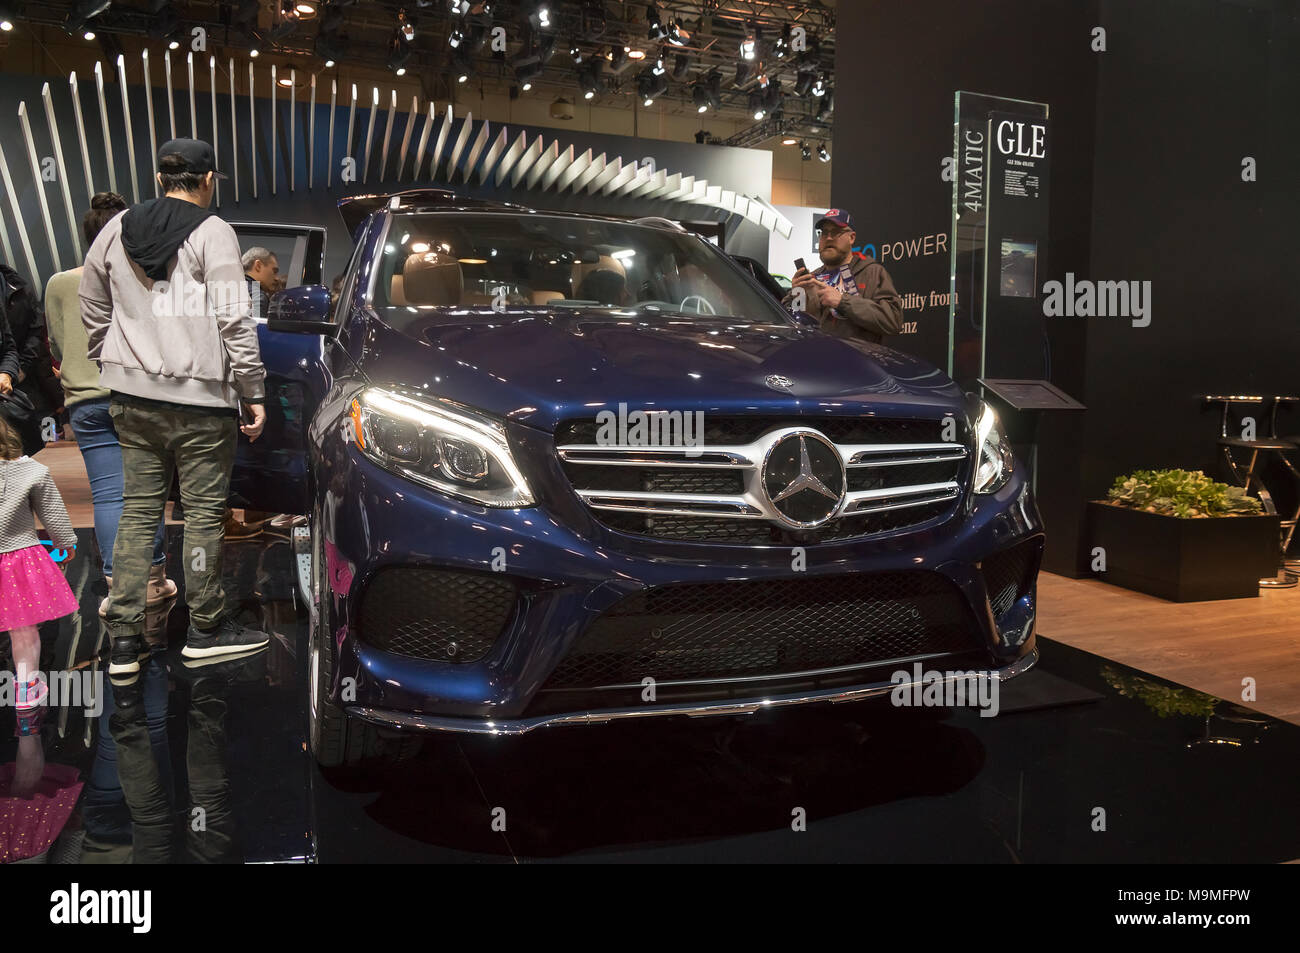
[785,253,904,344]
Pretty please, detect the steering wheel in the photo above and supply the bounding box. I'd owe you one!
[679,294,716,315]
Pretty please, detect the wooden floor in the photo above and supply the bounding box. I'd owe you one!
[1039,572,1300,725]
[38,442,1300,724]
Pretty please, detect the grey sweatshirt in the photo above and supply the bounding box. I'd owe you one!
[79,210,266,409]
[0,457,78,554]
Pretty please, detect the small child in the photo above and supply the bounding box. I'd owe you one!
[0,416,79,711]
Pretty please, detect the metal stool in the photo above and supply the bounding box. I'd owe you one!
[1272,396,1300,574]
[1206,395,1298,588]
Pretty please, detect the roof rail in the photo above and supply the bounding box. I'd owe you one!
[633,216,687,231]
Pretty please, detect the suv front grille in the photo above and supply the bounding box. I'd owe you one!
[357,567,516,663]
[543,571,980,689]
[556,415,968,544]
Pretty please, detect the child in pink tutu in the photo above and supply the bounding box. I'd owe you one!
[0,416,79,712]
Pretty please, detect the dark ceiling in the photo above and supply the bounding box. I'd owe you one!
[2,1,836,141]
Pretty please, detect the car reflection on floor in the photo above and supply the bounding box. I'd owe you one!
[2,527,1299,864]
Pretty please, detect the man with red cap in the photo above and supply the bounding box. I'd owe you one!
[787,208,904,344]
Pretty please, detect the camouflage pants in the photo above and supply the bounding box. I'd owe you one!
[104,399,236,636]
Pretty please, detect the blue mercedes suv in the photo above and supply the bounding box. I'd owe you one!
[236,189,1043,766]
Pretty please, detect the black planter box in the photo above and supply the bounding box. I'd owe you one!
[1087,502,1280,601]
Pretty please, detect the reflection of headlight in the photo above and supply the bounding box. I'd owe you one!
[349,387,535,507]
[973,400,1014,495]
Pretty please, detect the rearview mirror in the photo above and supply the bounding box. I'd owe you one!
[267,284,334,335]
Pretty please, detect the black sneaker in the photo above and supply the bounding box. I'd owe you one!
[182,616,270,659]
[108,635,149,676]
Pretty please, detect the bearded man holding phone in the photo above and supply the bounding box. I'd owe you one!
[785,209,904,345]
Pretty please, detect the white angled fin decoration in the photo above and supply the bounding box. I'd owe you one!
[464,119,492,184]
[480,127,509,185]
[447,112,474,181]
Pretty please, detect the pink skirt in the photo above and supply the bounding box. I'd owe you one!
[0,545,79,630]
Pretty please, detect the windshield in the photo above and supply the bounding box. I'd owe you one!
[372,212,786,323]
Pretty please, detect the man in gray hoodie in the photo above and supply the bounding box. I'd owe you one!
[81,138,270,675]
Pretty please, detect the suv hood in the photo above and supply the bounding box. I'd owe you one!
[364,309,967,432]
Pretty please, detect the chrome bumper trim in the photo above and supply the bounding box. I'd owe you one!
[346,647,1039,736]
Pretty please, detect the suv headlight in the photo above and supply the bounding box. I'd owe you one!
[349,387,535,507]
[973,400,1014,495]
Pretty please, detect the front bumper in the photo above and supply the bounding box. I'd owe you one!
[347,648,1039,735]
[317,434,1044,729]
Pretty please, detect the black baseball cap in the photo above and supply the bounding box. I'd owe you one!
[156,138,227,178]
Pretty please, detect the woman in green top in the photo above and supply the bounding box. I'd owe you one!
[45,192,175,611]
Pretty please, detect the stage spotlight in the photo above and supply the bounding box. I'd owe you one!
[398,9,415,42]
[250,45,260,56]
[739,24,757,62]
[578,59,603,99]
[272,2,300,41]
[605,44,628,72]
[452,46,475,82]
[315,29,349,65]
[530,3,551,31]
[671,52,691,81]
[748,89,765,120]
[646,3,663,40]
[773,24,790,59]
[815,88,834,122]
[781,136,798,146]
[793,69,813,97]
[651,53,665,76]
[65,0,110,40]
[812,73,826,98]
[818,144,830,162]
[295,1,318,16]
[694,129,708,144]
[628,48,645,60]
[387,32,412,73]
[637,69,667,106]
[448,25,465,48]
[800,142,811,160]
[703,69,722,110]
[734,59,755,87]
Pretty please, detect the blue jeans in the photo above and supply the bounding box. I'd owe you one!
[69,397,167,576]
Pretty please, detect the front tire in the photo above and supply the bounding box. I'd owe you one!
[306,513,421,768]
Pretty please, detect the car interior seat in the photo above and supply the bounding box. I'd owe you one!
[398,251,464,306]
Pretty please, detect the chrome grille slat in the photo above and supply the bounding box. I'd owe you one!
[578,490,766,519]
[558,445,756,467]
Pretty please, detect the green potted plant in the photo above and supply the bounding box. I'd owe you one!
[1088,469,1279,600]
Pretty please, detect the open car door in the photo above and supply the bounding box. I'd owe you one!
[226,222,330,515]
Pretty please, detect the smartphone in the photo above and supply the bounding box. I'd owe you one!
[239,401,256,426]
[794,257,807,272]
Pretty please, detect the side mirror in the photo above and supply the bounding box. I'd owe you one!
[267,284,335,334]
[789,310,820,329]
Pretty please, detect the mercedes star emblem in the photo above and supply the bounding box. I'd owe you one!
[761,432,846,528]
[765,374,794,391]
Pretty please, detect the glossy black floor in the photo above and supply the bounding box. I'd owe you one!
[3,525,1298,863]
